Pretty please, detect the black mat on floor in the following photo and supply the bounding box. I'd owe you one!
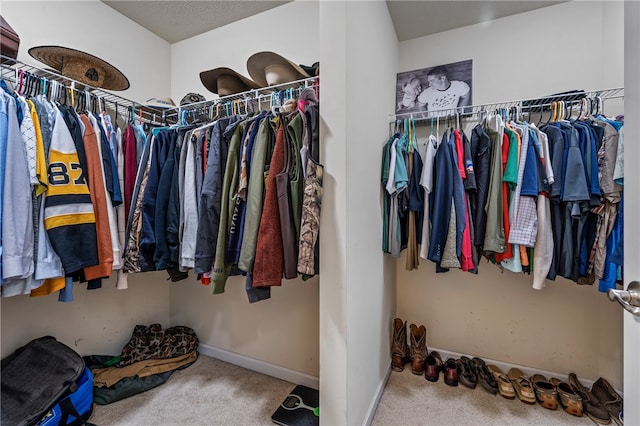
[271,385,319,426]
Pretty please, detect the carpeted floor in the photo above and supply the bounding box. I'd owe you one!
[91,355,595,425]
[372,368,595,426]
[90,355,295,425]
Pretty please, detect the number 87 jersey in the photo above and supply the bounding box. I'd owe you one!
[44,110,99,274]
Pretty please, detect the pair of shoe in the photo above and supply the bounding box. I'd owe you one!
[534,375,585,416]
[456,356,478,389]
[530,372,622,425]
[423,351,459,387]
[569,373,622,425]
[484,365,536,403]
[471,357,499,395]
[531,374,584,416]
[391,318,428,375]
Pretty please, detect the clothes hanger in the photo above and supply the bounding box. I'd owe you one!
[407,116,414,154]
[17,69,24,95]
[24,72,33,97]
[24,72,34,97]
[581,98,589,120]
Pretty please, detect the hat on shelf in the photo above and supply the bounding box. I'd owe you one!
[144,97,176,109]
[299,62,320,78]
[180,92,206,106]
[200,67,260,96]
[28,45,130,91]
[247,51,312,87]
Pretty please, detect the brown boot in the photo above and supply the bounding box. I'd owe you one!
[391,318,409,372]
[409,324,427,375]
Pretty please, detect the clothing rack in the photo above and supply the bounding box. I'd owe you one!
[0,55,166,125]
[164,76,320,125]
[390,87,624,124]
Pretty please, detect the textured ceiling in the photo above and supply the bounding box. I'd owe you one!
[101,1,289,43]
[101,1,566,44]
[386,1,566,41]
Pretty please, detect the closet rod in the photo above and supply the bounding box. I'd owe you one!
[163,76,319,123]
[390,87,624,123]
[0,54,167,125]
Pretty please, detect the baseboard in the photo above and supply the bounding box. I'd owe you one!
[431,346,623,396]
[198,343,319,390]
[364,365,392,426]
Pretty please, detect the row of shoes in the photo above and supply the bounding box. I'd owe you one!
[391,318,623,425]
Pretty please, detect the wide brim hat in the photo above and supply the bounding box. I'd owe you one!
[28,45,130,91]
[247,51,311,87]
[200,67,260,96]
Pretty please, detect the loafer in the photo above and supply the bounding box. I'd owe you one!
[472,357,498,395]
[531,374,559,410]
[591,377,622,426]
[550,377,583,417]
[568,373,611,424]
[443,358,459,387]
[457,356,477,389]
[424,351,443,382]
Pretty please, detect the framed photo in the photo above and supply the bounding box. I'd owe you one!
[395,59,473,116]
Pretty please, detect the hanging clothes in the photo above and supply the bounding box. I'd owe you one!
[381,94,624,294]
[297,103,322,278]
[0,71,321,303]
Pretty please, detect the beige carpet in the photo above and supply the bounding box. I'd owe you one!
[90,355,295,425]
[372,368,595,426]
[91,355,595,425]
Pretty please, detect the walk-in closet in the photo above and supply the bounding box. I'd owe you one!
[1,1,638,425]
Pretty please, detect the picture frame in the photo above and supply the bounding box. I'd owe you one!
[395,59,473,117]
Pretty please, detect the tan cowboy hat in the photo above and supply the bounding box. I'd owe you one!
[247,51,311,87]
[200,67,260,96]
[28,45,130,91]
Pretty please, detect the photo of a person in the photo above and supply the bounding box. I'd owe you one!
[397,77,422,110]
[395,59,472,116]
[417,66,470,113]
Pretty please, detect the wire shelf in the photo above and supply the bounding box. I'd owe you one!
[164,76,320,124]
[390,87,624,123]
[0,55,167,124]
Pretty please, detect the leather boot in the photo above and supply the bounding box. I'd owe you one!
[391,318,409,372]
[409,324,427,375]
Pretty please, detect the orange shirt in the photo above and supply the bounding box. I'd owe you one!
[80,115,113,280]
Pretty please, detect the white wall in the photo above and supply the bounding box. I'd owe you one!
[623,3,640,425]
[170,1,318,104]
[2,0,171,104]
[396,0,625,389]
[168,1,320,378]
[344,1,397,424]
[319,1,398,424]
[0,1,172,358]
[318,1,349,423]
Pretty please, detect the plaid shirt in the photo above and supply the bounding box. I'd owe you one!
[508,123,537,247]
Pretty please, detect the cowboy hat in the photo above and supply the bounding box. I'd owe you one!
[200,67,260,96]
[28,45,130,91]
[247,51,311,87]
